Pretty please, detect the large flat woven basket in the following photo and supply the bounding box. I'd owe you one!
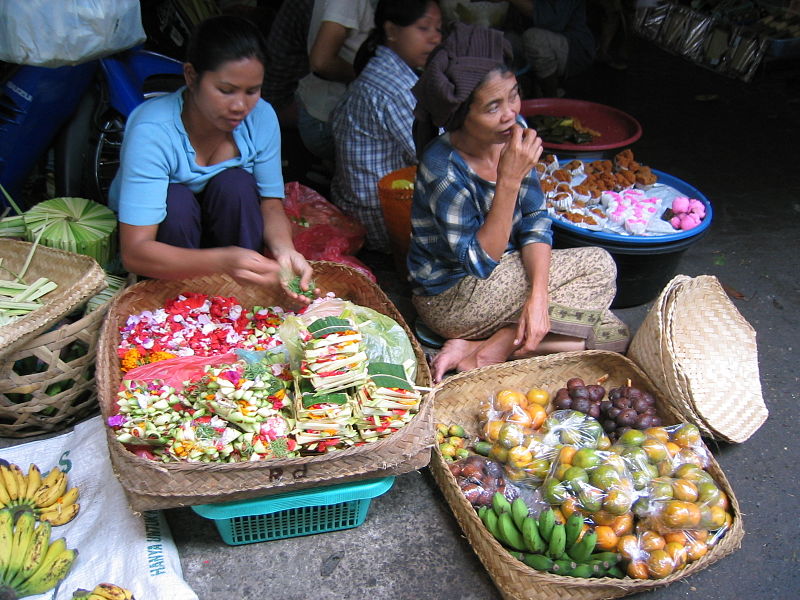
[627,275,768,443]
[96,261,433,512]
[428,350,743,600]
[0,239,106,358]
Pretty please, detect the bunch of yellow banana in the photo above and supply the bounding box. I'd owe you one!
[0,462,80,526]
[0,507,78,598]
[71,583,136,600]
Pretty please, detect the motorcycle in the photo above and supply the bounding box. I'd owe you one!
[0,46,184,211]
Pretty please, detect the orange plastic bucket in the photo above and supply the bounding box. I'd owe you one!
[378,166,416,275]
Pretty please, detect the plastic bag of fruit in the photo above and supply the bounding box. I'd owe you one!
[473,387,555,487]
[449,454,518,508]
[617,523,731,580]
[541,444,637,525]
[539,409,609,450]
[607,428,675,493]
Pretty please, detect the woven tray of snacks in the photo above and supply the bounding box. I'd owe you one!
[96,261,433,512]
[429,350,743,600]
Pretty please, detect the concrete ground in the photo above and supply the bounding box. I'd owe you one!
[2,39,798,600]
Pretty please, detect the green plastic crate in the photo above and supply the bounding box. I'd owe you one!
[191,477,395,545]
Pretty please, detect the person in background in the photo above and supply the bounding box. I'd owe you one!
[109,15,315,302]
[262,0,314,123]
[330,0,442,253]
[409,23,629,383]
[295,0,376,161]
[495,0,595,97]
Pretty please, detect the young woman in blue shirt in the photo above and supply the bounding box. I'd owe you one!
[110,16,314,301]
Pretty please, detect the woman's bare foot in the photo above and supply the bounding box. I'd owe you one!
[457,326,518,373]
[430,338,481,383]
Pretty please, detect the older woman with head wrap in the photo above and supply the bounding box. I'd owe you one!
[407,23,629,383]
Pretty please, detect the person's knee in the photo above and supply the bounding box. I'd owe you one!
[206,167,257,193]
[585,246,618,278]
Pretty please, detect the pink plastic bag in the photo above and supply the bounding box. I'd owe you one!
[121,352,238,391]
[282,182,376,281]
[283,182,366,255]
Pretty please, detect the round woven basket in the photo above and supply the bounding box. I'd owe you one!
[428,350,744,600]
[0,239,106,358]
[378,166,416,275]
[96,260,434,512]
[628,275,768,443]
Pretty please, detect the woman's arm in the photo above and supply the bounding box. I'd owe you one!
[261,198,316,299]
[514,241,551,350]
[476,126,543,260]
[119,223,282,287]
[309,20,355,83]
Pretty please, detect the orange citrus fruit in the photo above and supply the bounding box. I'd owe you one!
[495,389,527,411]
[611,513,634,536]
[627,560,650,579]
[526,387,550,406]
[595,525,619,551]
[640,530,666,552]
[558,446,577,466]
[647,549,674,579]
[686,538,708,561]
[526,403,548,429]
[665,541,688,570]
[617,535,642,561]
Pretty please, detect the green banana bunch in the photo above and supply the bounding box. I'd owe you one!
[0,507,78,598]
[476,497,625,579]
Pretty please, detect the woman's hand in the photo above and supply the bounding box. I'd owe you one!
[497,125,543,185]
[220,247,283,288]
[514,288,551,353]
[274,249,319,305]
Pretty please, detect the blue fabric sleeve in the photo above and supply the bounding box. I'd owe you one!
[116,120,173,226]
[251,102,285,198]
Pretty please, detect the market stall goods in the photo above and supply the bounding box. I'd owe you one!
[71,583,135,600]
[429,350,742,599]
[0,508,78,599]
[96,261,433,511]
[0,463,79,527]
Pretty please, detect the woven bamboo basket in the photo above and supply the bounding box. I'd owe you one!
[628,275,768,443]
[0,299,116,437]
[428,350,744,600]
[0,239,106,358]
[96,261,433,512]
[378,166,416,275]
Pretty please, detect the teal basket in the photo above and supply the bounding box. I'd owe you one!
[191,477,395,545]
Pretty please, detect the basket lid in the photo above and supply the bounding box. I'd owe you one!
[663,276,768,443]
[630,274,768,443]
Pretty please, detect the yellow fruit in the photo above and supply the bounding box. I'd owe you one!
[595,525,619,551]
[525,404,547,429]
[390,178,414,190]
[661,500,701,529]
[647,549,675,579]
[627,560,650,579]
[507,445,534,469]
[525,388,550,406]
[495,389,527,411]
[665,541,688,570]
[671,479,699,502]
[483,420,503,442]
[640,530,666,552]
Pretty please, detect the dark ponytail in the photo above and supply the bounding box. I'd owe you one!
[353,0,440,76]
[186,15,267,79]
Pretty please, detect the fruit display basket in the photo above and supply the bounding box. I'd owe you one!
[191,476,395,545]
[0,239,106,358]
[96,261,433,512]
[428,350,743,600]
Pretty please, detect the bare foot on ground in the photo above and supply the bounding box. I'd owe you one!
[430,338,481,383]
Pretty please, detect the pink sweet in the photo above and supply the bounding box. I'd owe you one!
[679,214,701,230]
[688,199,706,218]
[672,196,690,214]
[670,216,682,229]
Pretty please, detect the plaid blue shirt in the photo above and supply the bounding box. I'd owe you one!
[407,134,553,295]
[331,46,419,253]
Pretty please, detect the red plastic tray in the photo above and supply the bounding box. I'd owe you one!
[520,99,642,152]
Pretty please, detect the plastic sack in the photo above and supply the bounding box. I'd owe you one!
[0,0,146,67]
[121,352,238,392]
[0,416,198,599]
[279,296,417,381]
[292,224,377,282]
[283,182,366,255]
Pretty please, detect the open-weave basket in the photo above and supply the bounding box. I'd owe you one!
[0,296,119,437]
[378,166,416,275]
[627,275,767,443]
[0,239,106,358]
[96,261,433,512]
[428,350,744,600]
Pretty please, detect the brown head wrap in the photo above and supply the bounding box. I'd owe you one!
[412,22,513,158]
